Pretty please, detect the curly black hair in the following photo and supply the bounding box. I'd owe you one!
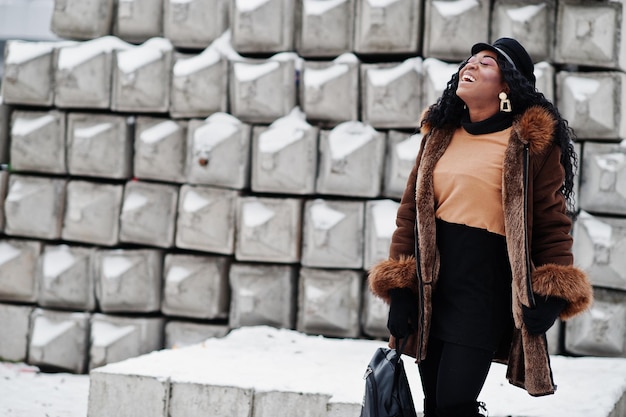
[422,55,578,215]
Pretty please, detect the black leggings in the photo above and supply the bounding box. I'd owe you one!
[418,337,494,410]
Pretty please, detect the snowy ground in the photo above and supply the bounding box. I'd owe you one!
[2,326,626,417]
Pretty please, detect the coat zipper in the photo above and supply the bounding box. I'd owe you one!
[523,144,536,309]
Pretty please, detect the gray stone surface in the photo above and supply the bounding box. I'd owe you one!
[579,141,626,216]
[0,98,10,164]
[163,0,229,49]
[383,131,422,199]
[134,117,187,183]
[534,61,555,103]
[50,0,115,39]
[360,289,389,339]
[164,321,229,349]
[170,383,253,417]
[113,0,163,43]
[0,239,42,303]
[296,0,354,57]
[422,57,459,110]
[254,391,329,417]
[364,199,400,270]
[10,110,66,174]
[0,302,33,362]
[230,0,295,53]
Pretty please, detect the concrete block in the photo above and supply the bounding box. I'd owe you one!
[186,113,251,189]
[0,171,7,232]
[301,199,365,269]
[229,53,299,124]
[573,141,582,213]
[170,48,228,118]
[162,253,230,320]
[89,314,164,370]
[354,0,421,55]
[66,113,133,179]
[422,57,459,110]
[300,54,359,125]
[573,211,626,292]
[556,71,626,140]
[113,0,163,43]
[37,245,96,311]
[0,303,33,362]
[555,0,626,70]
[0,239,41,303]
[361,58,423,128]
[88,371,169,417]
[62,180,123,246]
[297,267,362,338]
[328,403,363,417]
[54,36,132,109]
[492,1,555,62]
[230,0,295,53]
[120,181,179,248]
[316,122,385,198]
[94,249,163,313]
[546,320,562,355]
[134,117,187,183]
[228,263,297,329]
[50,0,115,40]
[235,196,303,263]
[296,0,354,57]
[361,289,389,339]
[253,391,329,417]
[251,109,318,194]
[565,288,626,357]
[28,308,89,373]
[1,40,57,106]
[423,0,489,61]
[163,0,229,49]
[164,321,229,349]
[383,131,422,199]
[0,98,10,164]
[534,61,555,103]
[175,185,239,254]
[10,110,66,174]
[111,38,173,113]
[364,199,400,270]
[170,383,253,417]
[579,141,626,216]
[4,175,66,240]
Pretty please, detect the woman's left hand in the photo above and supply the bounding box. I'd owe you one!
[522,294,567,335]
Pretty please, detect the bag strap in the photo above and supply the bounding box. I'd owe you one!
[394,337,410,356]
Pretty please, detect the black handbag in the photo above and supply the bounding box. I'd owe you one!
[359,338,418,417]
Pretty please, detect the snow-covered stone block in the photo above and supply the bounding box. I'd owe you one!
[170,48,228,118]
[0,171,7,232]
[0,303,33,361]
[10,110,66,174]
[361,289,389,339]
[0,98,10,164]
[62,181,123,246]
[354,0,421,54]
[28,308,90,373]
[296,0,354,57]
[422,57,459,110]
[111,38,173,113]
[89,313,164,370]
[175,185,240,254]
[163,0,229,49]
[134,117,186,183]
[164,321,229,349]
[4,175,66,240]
[300,54,359,125]
[556,71,626,140]
[230,0,295,53]
[297,267,362,338]
[579,141,626,215]
[66,113,133,179]
[235,196,303,263]
[361,58,423,128]
[565,288,626,357]
[113,0,163,43]
[170,383,253,417]
[228,263,297,329]
[301,199,365,269]
[54,36,132,109]
[37,245,96,311]
[254,391,329,417]
[0,240,41,303]
[50,0,115,39]
[162,253,230,320]
[93,249,163,313]
[186,113,251,189]
[250,108,319,194]
[492,1,555,62]
[316,122,385,198]
[423,0,489,61]
[229,53,299,124]
[364,199,400,270]
[119,181,179,248]
[555,0,626,71]
[534,61,555,103]
[573,211,626,292]
[383,131,422,199]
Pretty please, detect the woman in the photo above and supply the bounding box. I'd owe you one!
[368,38,593,417]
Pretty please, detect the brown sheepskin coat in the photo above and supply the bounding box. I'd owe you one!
[368,106,593,397]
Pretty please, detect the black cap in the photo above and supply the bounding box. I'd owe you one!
[471,37,536,86]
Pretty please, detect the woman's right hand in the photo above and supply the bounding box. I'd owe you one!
[387,288,419,338]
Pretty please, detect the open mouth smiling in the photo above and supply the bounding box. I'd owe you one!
[461,74,476,82]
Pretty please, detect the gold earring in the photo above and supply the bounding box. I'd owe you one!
[499,92,512,112]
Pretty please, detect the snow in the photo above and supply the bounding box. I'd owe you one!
[506,4,546,23]
[328,121,378,159]
[74,123,113,140]
[140,120,180,144]
[367,57,421,87]
[0,241,21,266]
[57,36,131,70]
[172,47,221,77]
[11,114,55,136]
[182,189,210,212]
[234,60,280,82]
[5,40,54,65]
[242,200,275,227]
[372,200,400,238]
[236,0,270,13]
[432,0,479,17]
[116,38,172,74]
[304,0,346,16]
[310,200,346,230]
[43,246,76,278]
[121,192,148,212]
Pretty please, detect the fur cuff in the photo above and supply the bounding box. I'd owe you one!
[368,255,418,303]
[531,263,594,320]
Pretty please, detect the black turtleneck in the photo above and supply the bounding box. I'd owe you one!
[461,111,513,135]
